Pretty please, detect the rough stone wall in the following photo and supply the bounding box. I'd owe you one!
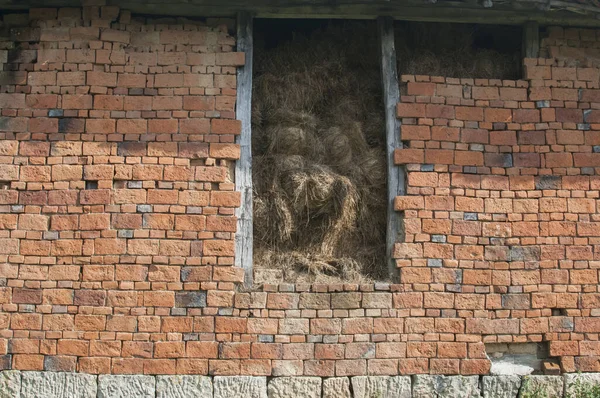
[1,8,600,380]
[394,57,600,375]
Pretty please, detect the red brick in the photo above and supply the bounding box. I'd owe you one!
[513,153,540,167]
[408,82,435,96]
[425,149,454,164]
[63,95,93,109]
[574,153,600,167]
[556,108,583,123]
[210,143,240,159]
[432,126,460,142]
[397,103,425,117]
[183,96,215,111]
[455,107,483,121]
[216,52,246,66]
[513,109,540,123]
[484,108,512,122]
[87,71,117,87]
[546,153,573,168]
[426,104,454,119]
[472,86,499,100]
[94,95,124,110]
[402,125,430,140]
[455,151,483,166]
[211,119,241,135]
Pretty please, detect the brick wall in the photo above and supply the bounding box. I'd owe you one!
[0,5,246,374]
[1,10,600,378]
[393,56,600,374]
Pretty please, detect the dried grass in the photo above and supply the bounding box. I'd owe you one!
[252,21,387,284]
[396,22,521,79]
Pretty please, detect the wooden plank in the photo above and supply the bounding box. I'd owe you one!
[522,21,540,59]
[234,11,254,288]
[378,16,404,280]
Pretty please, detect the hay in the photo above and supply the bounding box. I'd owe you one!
[254,248,366,284]
[395,22,521,79]
[252,21,388,284]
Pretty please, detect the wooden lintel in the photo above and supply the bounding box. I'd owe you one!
[378,16,404,280]
[234,11,254,288]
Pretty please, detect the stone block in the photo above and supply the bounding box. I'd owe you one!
[352,376,412,398]
[0,371,21,398]
[98,375,155,398]
[21,372,96,398]
[156,375,212,398]
[268,377,321,398]
[518,376,563,398]
[564,373,600,398]
[482,376,521,398]
[214,376,267,398]
[323,377,351,398]
[412,375,480,398]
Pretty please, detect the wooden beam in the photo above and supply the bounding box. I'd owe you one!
[378,16,404,280]
[104,1,600,27]
[2,0,600,27]
[523,21,540,59]
[234,11,254,288]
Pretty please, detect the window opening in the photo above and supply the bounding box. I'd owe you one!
[251,19,388,284]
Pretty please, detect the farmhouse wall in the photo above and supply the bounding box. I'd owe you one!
[0,6,598,381]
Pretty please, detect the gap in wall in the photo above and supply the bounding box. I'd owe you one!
[251,19,388,285]
[486,342,550,375]
[395,22,522,80]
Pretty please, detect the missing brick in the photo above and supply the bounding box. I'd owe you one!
[85,181,98,190]
[486,342,549,376]
[0,181,10,190]
[552,308,568,316]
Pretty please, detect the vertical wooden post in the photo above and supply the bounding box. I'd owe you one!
[522,21,540,59]
[378,17,404,280]
[235,12,254,287]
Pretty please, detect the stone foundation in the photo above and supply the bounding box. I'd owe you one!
[1,371,598,397]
